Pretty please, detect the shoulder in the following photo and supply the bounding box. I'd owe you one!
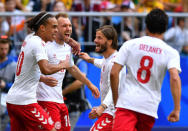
[45,41,55,48]
[25,34,42,44]
[163,42,179,56]
[64,42,72,49]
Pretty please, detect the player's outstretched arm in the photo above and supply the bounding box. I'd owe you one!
[80,52,103,69]
[79,52,95,64]
[67,65,100,98]
[168,68,181,122]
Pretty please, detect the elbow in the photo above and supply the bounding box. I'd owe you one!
[110,69,118,80]
[170,75,180,83]
[41,68,51,75]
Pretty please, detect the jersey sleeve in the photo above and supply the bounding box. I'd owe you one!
[114,42,129,66]
[94,58,103,68]
[167,49,181,73]
[102,88,113,108]
[31,39,48,62]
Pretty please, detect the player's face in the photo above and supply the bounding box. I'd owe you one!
[0,43,9,60]
[44,17,58,42]
[94,31,108,53]
[57,17,72,41]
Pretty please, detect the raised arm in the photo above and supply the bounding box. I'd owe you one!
[79,52,103,68]
[79,52,95,64]
[64,37,81,55]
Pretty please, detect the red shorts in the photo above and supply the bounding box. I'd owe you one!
[38,101,71,131]
[90,113,113,131]
[113,108,155,131]
[7,103,54,131]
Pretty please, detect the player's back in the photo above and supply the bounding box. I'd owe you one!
[7,34,48,105]
[125,36,175,89]
[116,36,180,118]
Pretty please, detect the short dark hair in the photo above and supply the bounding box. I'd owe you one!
[96,25,118,49]
[145,8,168,34]
[27,12,54,32]
[0,36,11,45]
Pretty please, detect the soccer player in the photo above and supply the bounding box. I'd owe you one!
[110,8,181,131]
[79,25,126,131]
[36,13,100,131]
[6,12,70,131]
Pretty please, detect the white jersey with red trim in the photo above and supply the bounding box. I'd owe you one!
[94,51,126,116]
[114,36,181,118]
[7,33,48,105]
[37,41,74,103]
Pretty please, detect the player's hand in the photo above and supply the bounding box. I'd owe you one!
[64,37,81,55]
[88,84,100,98]
[89,107,98,119]
[79,52,91,62]
[89,106,104,119]
[40,76,58,87]
[167,110,180,122]
[59,55,70,69]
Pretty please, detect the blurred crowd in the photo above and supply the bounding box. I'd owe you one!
[0,0,187,13]
[0,0,188,55]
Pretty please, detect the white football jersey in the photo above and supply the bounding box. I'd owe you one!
[115,36,181,118]
[7,33,48,105]
[94,51,126,116]
[37,41,74,103]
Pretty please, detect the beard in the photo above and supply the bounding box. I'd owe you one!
[0,55,6,61]
[95,42,107,53]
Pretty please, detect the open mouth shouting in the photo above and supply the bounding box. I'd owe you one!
[64,33,70,38]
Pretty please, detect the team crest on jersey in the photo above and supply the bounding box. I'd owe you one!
[55,121,61,129]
